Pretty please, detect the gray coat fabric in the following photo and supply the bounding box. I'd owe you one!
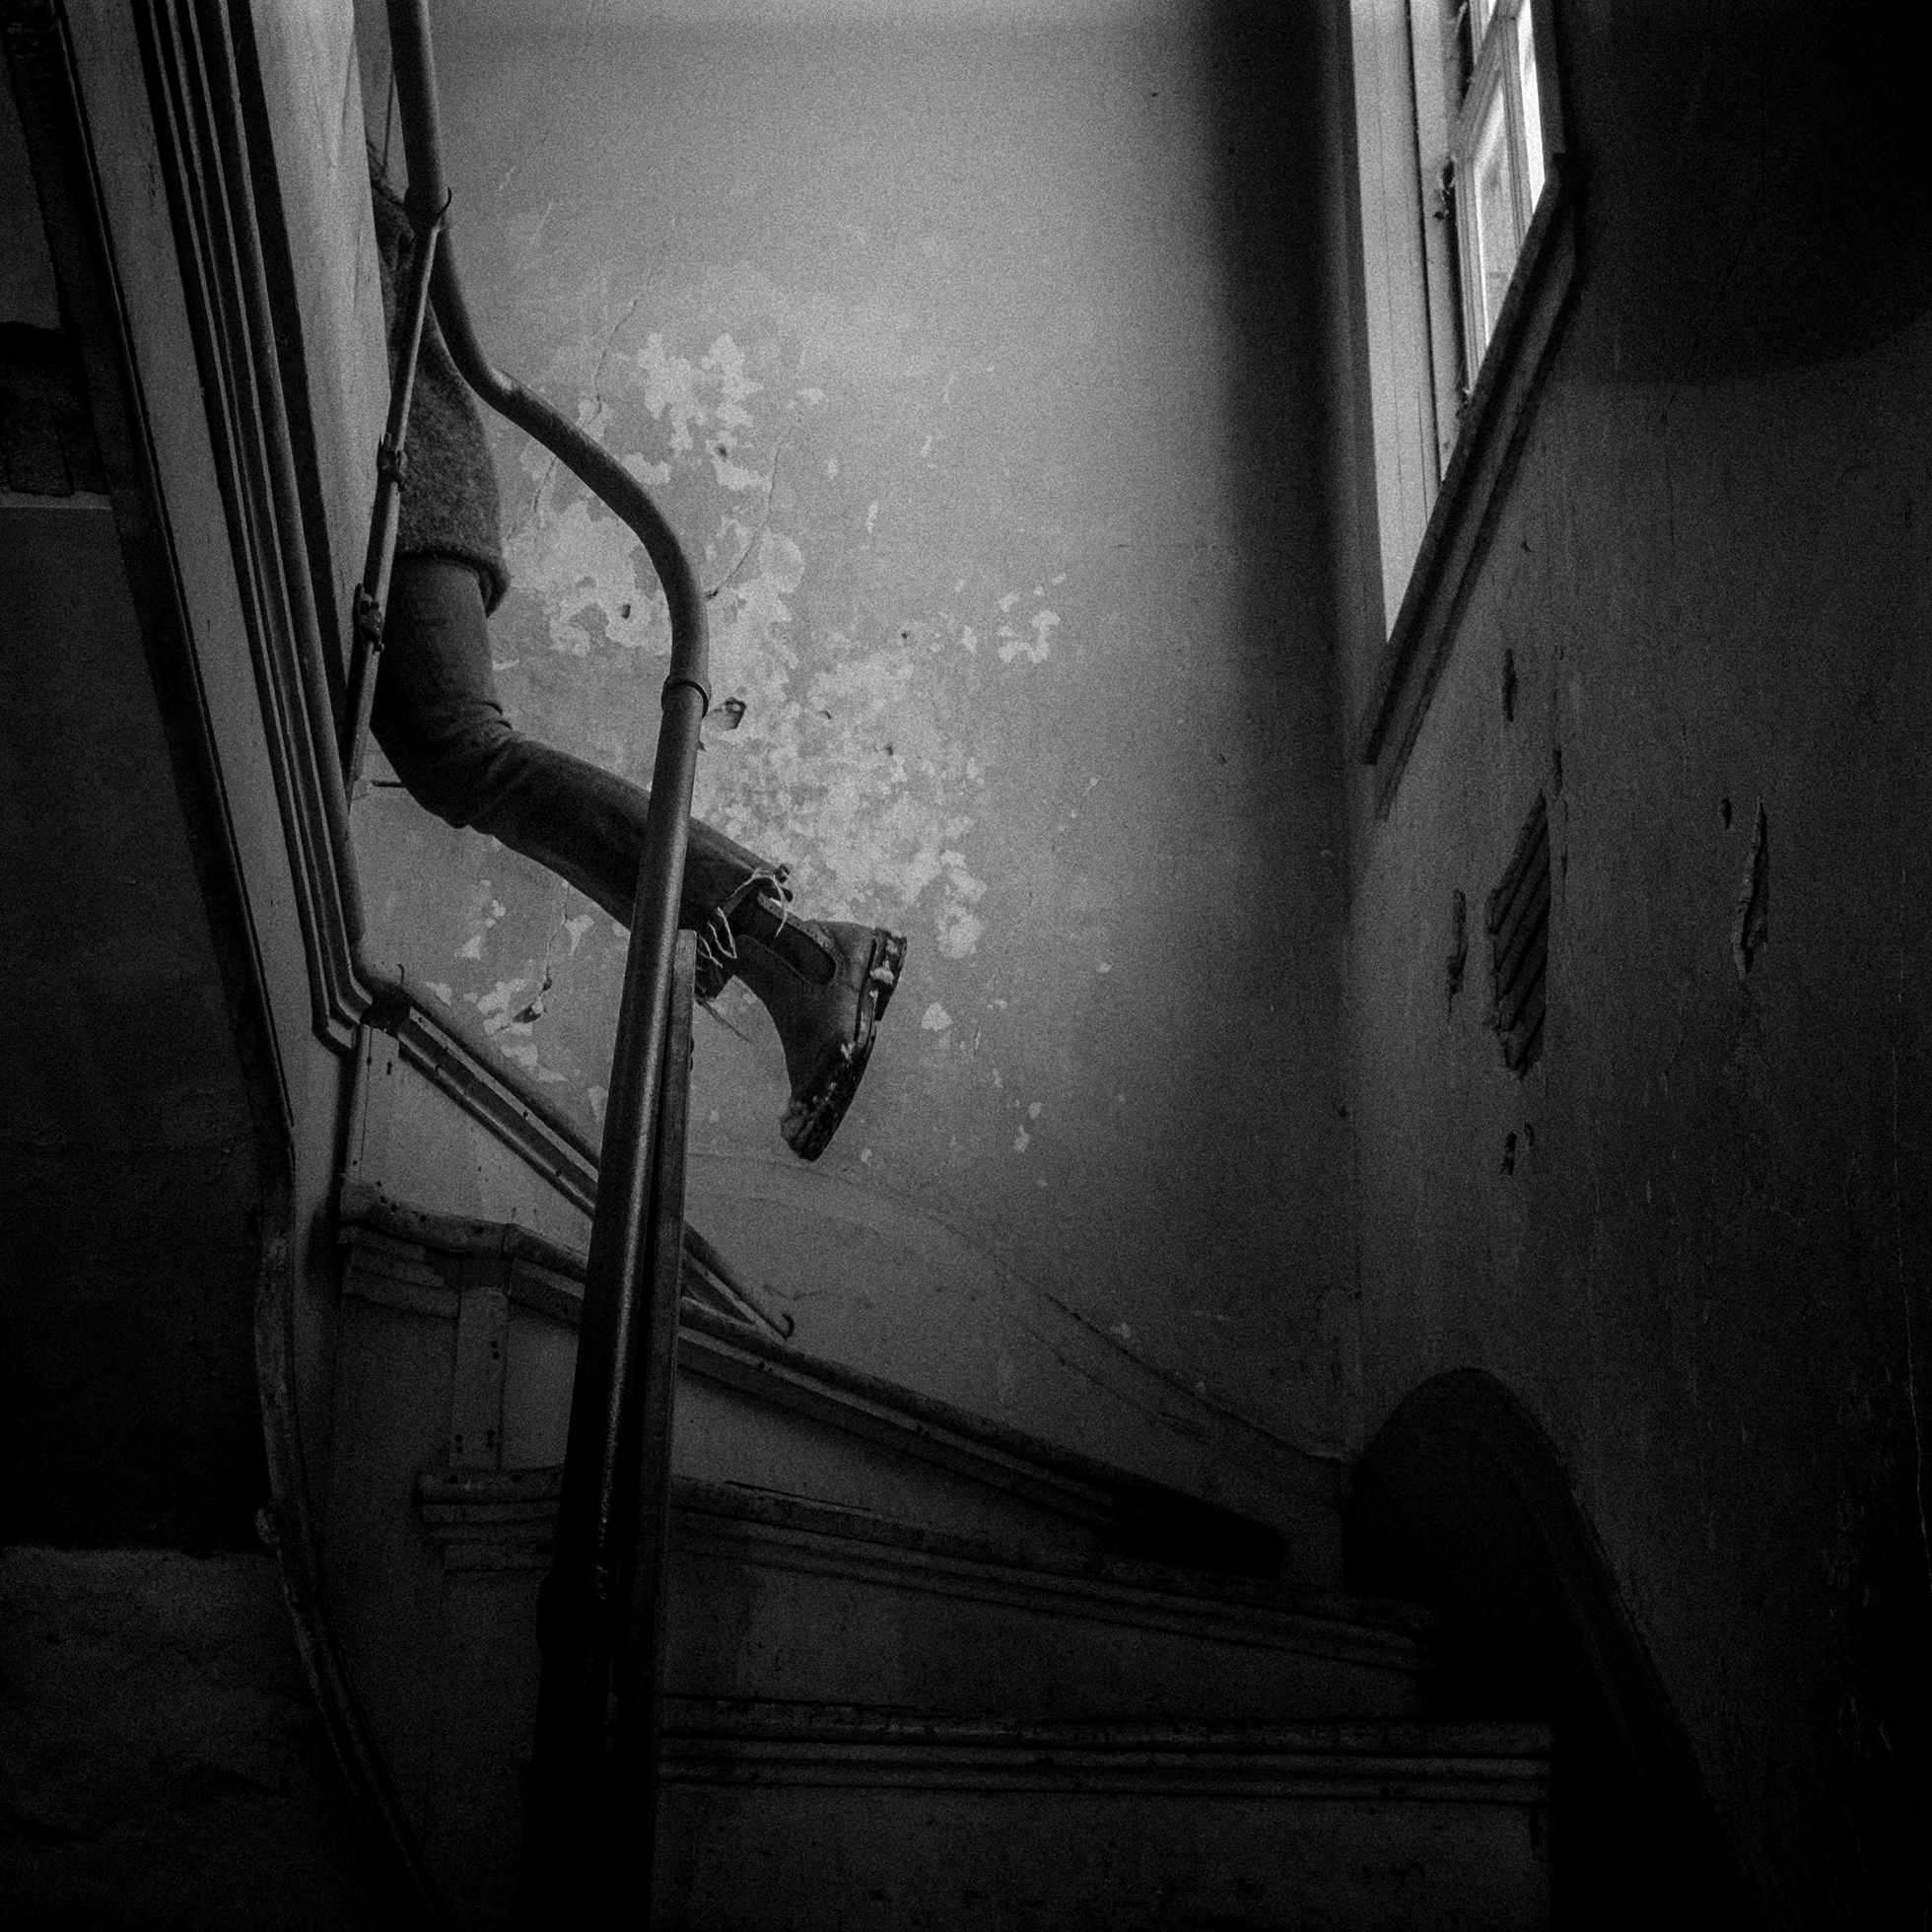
[370,170,510,613]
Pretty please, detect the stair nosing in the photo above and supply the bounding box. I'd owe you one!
[654,1698,1553,1800]
[416,1467,1435,1658]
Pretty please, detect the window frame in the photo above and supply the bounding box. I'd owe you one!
[1346,0,1577,810]
[1450,0,1549,381]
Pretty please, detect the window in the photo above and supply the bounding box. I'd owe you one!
[1346,0,1565,635]
[1449,0,1549,379]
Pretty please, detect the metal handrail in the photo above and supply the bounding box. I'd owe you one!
[339,183,442,790]
[380,3,708,1917]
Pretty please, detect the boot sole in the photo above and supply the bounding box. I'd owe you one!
[785,930,908,1162]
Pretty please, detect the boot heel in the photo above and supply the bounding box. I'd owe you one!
[867,931,909,1025]
[778,927,909,1162]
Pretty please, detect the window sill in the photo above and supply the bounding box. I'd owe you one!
[1353,158,1578,813]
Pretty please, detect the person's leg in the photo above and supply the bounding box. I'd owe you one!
[371,555,905,1158]
[372,557,765,928]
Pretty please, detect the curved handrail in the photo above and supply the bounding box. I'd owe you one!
[382,6,709,718]
[380,3,709,1914]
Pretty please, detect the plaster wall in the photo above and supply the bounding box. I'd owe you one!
[354,4,1358,1468]
[1337,3,1931,1920]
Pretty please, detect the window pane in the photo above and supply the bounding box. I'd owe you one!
[1473,81,1518,343]
[1517,1,1546,207]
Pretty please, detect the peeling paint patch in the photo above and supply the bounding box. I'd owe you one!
[997,608,1059,665]
[1733,802,1769,979]
[1012,1126,1030,1153]
[504,492,665,655]
[636,329,762,454]
[481,271,1030,1057]
[497,1037,567,1083]
[477,976,539,1034]
[922,1001,952,1031]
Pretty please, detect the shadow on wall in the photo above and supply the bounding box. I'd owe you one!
[1560,0,1932,386]
[1203,0,1341,631]
[1346,1371,1757,1931]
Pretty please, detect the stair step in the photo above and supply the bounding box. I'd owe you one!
[340,1206,1286,1576]
[418,1469,1433,1722]
[652,1700,1552,1931]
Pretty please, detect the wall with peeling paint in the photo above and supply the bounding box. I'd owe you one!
[1333,2,1932,1922]
[353,3,1356,1485]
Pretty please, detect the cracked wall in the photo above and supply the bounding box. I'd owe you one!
[353,4,1356,1468]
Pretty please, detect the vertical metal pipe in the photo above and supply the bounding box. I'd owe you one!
[515,691,701,1924]
[378,10,709,1918]
[612,933,697,1918]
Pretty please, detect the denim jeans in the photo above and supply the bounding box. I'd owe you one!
[371,557,769,929]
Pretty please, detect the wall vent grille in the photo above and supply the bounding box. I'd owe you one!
[1488,795,1549,1074]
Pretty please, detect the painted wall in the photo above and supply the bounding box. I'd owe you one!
[1334,2,1931,1921]
[355,2,1359,1476]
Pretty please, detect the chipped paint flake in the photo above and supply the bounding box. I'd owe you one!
[477,976,537,1033]
[1013,1126,1030,1153]
[711,442,767,492]
[997,608,1059,666]
[922,1001,952,1031]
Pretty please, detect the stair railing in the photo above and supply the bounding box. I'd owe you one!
[379,3,708,1918]
[338,178,441,792]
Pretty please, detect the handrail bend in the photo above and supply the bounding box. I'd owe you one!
[381,3,708,1918]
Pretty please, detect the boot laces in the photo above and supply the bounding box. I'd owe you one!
[694,864,791,1002]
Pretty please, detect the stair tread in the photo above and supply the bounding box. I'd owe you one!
[417,1466,1434,1649]
[347,1196,1290,1578]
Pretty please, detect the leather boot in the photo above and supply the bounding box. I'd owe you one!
[697,876,907,1161]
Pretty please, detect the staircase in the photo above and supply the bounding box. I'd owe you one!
[317,1024,1552,1930]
